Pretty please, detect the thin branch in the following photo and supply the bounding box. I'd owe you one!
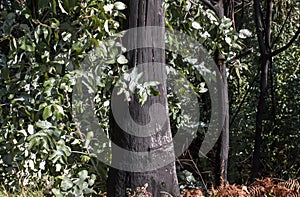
[227,48,254,63]
[265,0,273,49]
[253,0,267,54]
[187,151,207,190]
[199,0,219,15]
[71,150,89,155]
[270,24,300,57]
[271,6,293,48]
[230,71,260,127]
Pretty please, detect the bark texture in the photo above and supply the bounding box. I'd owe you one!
[215,57,229,186]
[107,1,180,196]
[200,0,232,185]
[251,0,273,179]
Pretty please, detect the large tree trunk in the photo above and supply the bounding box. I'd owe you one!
[107,1,180,196]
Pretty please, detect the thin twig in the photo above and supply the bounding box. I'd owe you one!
[230,70,260,127]
[199,0,219,15]
[270,22,300,57]
[271,7,293,48]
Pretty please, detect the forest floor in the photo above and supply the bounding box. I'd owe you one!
[180,178,300,197]
[111,178,300,197]
[1,178,299,196]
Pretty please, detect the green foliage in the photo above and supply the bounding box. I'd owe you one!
[165,0,299,185]
[0,0,299,195]
[228,0,300,183]
[164,0,250,185]
[116,67,160,105]
[178,169,204,191]
[0,185,45,197]
[0,0,124,195]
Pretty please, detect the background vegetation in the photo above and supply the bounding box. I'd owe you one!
[0,0,299,196]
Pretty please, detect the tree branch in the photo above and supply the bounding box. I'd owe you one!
[253,0,267,55]
[230,71,260,127]
[227,48,254,63]
[271,6,293,48]
[270,24,300,57]
[199,0,219,16]
[265,0,273,49]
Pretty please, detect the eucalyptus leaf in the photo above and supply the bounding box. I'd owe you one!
[35,120,52,129]
[114,2,126,10]
[43,105,53,120]
[192,21,201,30]
[60,176,73,190]
[117,55,128,64]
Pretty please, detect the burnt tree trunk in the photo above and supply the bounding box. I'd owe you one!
[251,0,272,179]
[107,1,180,196]
[252,0,300,178]
[215,56,229,186]
[200,0,233,185]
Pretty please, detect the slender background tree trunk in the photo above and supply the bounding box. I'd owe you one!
[215,57,229,186]
[251,0,272,179]
[199,0,233,185]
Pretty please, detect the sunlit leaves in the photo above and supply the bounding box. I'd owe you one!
[60,176,73,190]
[43,105,53,120]
[116,67,161,105]
[54,170,96,196]
[113,2,126,10]
[19,36,35,52]
[104,4,114,14]
[192,21,201,30]
[58,0,68,14]
[239,29,252,39]
[117,54,128,64]
[0,0,119,194]
[49,140,71,164]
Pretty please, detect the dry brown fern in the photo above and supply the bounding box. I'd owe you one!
[209,182,248,197]
[247,178,300,197]
[279,179,300,193]
[180,189,204,197]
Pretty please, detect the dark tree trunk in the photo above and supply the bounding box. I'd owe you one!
[215,57,229,186]
[251,0,300,179]
[252,57,271,178]
[251,0,272,179]
[200,0,233,185]
[107,1,180,196]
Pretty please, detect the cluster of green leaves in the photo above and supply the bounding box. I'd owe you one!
[165,0,250,58]
[164,0,252,185]
[116,67,160,105]
[1,0,298,194]
[0,0,126,195]
[227,0,299,183]
[165,0,299,185]
[261,0,300,179]
[0,185,45,197]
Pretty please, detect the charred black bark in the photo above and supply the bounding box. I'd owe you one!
[200,0,232,185]
[215,57,229,186]
[251,0,272,179]
[107,1,180,196]
[252,0,300,179]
